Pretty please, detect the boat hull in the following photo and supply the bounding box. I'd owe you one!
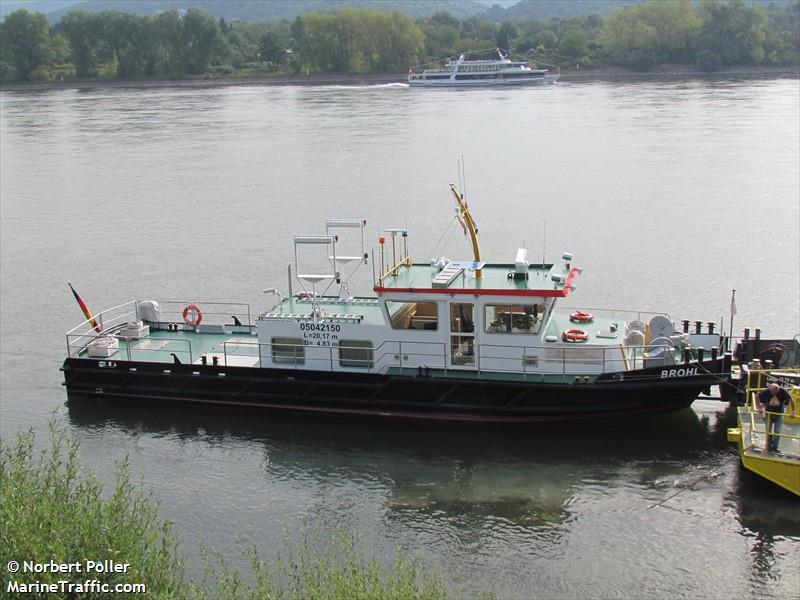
[728,408,800,497]
[408,75,558,87]
[62,356,727,423]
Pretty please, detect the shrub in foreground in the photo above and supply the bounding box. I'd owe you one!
[0,422,186,598]
[193,531,446,600]
[0,422,448,599]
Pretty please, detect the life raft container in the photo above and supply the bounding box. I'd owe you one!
[569,310,594,323]
[562,328,589,342]
[182,303,203,326]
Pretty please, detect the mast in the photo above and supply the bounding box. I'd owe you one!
[449,184,482,279]
[450,53,464,81]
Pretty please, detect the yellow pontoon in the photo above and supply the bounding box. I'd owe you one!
[727,368,800,496]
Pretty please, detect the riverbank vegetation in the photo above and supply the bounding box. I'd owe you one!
[0,0,797,84]
[0,423,447,599]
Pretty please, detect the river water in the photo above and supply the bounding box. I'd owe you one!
[1,77,798,598]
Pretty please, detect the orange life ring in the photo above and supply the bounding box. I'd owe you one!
[182,303,203,326]
[570,310,594,323]
[563,328,589,342]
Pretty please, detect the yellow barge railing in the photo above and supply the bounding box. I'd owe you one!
[728,368,800,496]
[744,368,800,448]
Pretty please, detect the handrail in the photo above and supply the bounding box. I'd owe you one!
[70,326,708,378]
[65,299,254,337]
[742,406,800,456]
[558,306,669,321]
[211,337,704,381]
[409,47,557,73]
[68,333,685,375]
[65,300,724,380]
[67,331,194,362]
[65,300,138,336]
[156,300,252,327]
[743,368,800,409]
[739,368,800,456]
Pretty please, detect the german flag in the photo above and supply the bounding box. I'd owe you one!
[68,283,102,333]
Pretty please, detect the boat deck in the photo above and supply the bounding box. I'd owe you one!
[376,262,570,294]
[740,411,800,459]
[75,329,261,367]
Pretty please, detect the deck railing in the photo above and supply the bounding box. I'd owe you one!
[155,300,252,328]
[740,368,800,457]
[65,299,253,361]
[558,306,670,322]
[65,300,724,382]
[215,338,712,384]
[67,332,721,383]
[66,300,139,357]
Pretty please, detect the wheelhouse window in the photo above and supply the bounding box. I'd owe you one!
[484,304,545,334]
[386,301,438,330]
[271,337,305,364]
[450,303,474,333]
[338,340,374,368]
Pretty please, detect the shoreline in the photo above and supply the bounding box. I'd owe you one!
[1,64,797,92]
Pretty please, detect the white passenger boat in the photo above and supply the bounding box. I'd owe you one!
[408,49,558,87]
[62,185,728,422]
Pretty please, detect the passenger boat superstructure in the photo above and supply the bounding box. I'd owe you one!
[62,185,728,422]
[408,48,558,87]
[727,367,800,496]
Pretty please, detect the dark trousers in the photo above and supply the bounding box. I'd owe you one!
[766,413,784,451]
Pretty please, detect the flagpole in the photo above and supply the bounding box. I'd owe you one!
[69,282,101,333]
[728,289,736,352]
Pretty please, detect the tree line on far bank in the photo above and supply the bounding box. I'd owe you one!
[1,0,798,84]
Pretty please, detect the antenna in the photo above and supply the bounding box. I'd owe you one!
[542,220,546,264]
[325,219,367,301]
[458,155,467,200]
[293,235,338,322]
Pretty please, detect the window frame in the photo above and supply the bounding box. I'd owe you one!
[483,303,545,335]
[338,340,374,369]
[385,300,439,331]
[271,337,306,365]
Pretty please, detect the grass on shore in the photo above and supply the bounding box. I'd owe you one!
[0,422,447,599]
[196,531,446,600]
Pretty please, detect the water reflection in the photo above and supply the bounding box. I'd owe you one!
[729,470,800,536]
[67,397,716,528]
[723,469,800,591]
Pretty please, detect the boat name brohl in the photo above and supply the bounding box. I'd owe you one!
[660,367,698,378]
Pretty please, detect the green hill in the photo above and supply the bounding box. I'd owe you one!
[45,0,489,22]
[0,1,75,18]
[483,0,644,21]
[482,0,798,22]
